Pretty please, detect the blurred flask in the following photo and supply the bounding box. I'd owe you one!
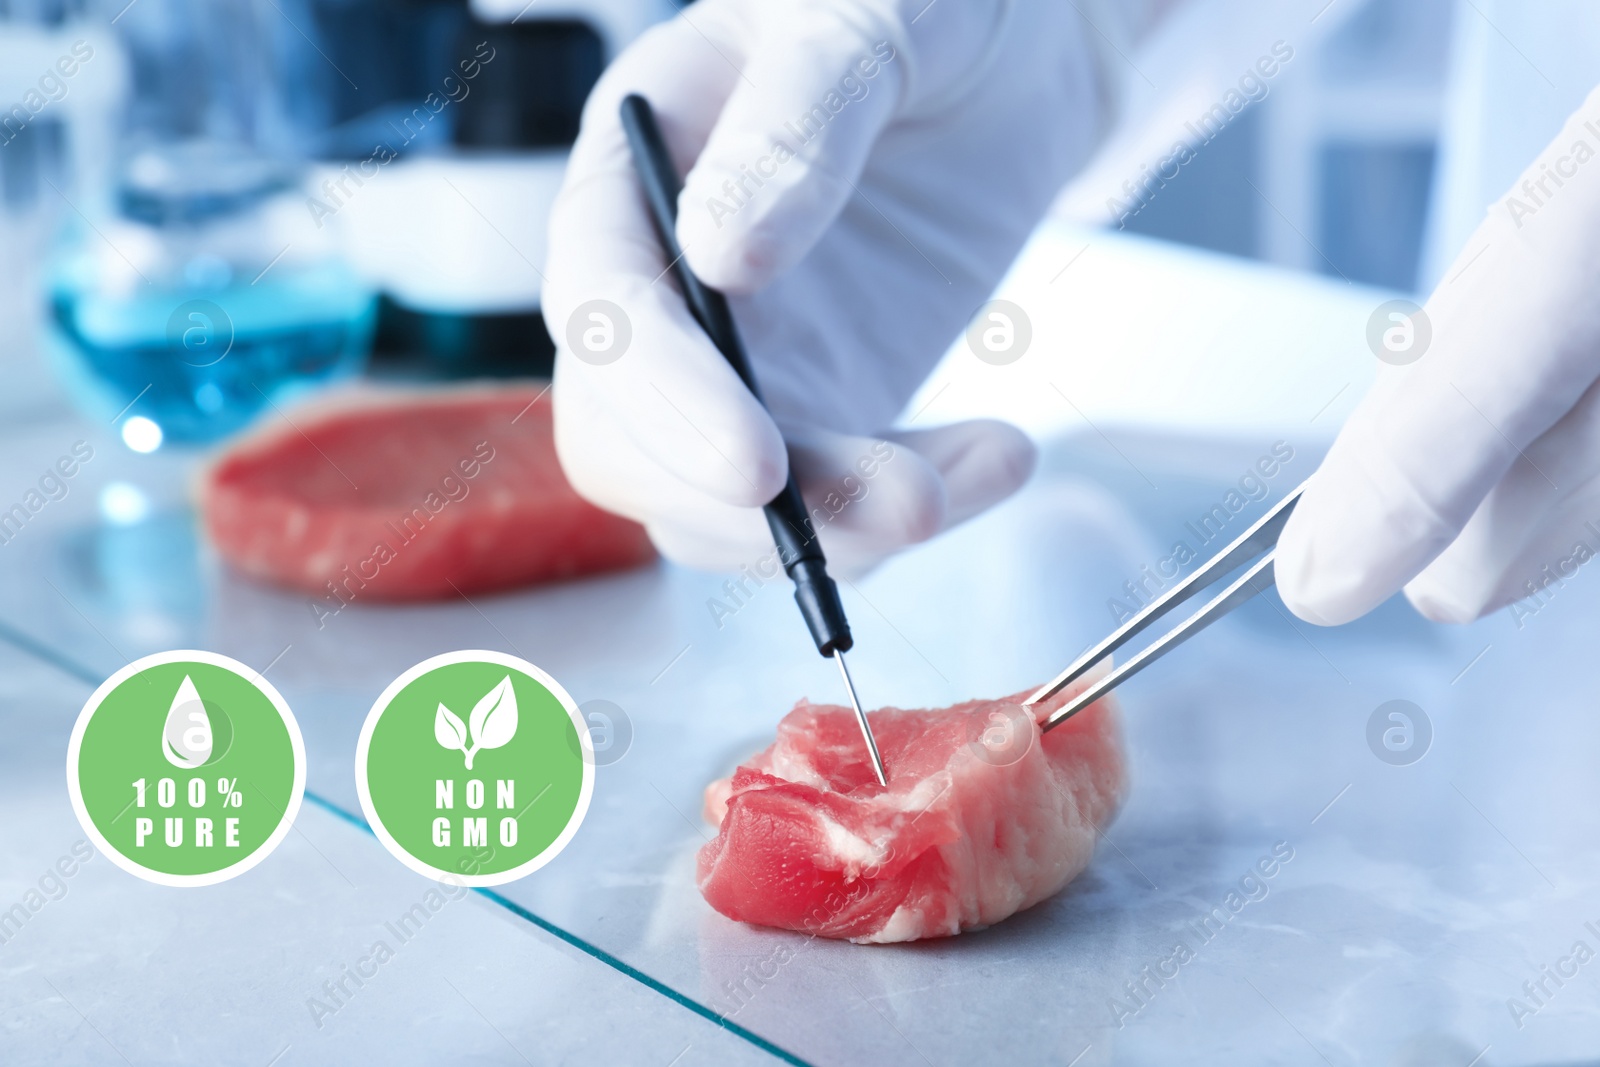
[0,2,124,421]
[43,0,375,447]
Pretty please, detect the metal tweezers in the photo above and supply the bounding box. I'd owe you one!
[1024,481,1307,731]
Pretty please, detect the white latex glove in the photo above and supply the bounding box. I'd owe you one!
[543,0,1119,571]
[1277,82,1600,625]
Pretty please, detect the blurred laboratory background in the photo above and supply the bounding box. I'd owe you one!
[1055,0,1600,295]
[0,0,1590,449]
[0,0,674,449]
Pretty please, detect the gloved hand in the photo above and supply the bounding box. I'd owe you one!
[542,0,1120,571]
[1276,82,1600,625]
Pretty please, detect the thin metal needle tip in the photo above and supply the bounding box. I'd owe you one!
[833,649,888,787]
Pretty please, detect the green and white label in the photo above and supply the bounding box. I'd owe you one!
[66,650,306,887]
[355,651,593,887]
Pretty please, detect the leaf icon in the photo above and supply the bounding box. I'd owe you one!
[464,676,517,770]
[162,675,212,770]
[435,703,468,754]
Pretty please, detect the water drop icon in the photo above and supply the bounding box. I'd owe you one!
[162,675,213,769]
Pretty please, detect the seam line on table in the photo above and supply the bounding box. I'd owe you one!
[0,619,108,688]
[304,794,812,1067]
[0,624,813,1067]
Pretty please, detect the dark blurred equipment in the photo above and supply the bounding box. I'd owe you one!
[365,16,605,379]
[287,0,660,381]
[454,19,603,150]
[370,295,550,379]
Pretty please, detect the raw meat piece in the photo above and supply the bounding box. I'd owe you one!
[201,384,654,600]
[697,676,1126,943]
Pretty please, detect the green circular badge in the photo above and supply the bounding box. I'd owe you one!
[355,651,593,887]
[66,650,306,887]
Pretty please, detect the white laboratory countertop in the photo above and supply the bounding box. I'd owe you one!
[1,224,1592,1067]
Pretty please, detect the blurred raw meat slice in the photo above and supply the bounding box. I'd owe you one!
[201,384,654,601]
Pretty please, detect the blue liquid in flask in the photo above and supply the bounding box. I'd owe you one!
[49,259,376,445]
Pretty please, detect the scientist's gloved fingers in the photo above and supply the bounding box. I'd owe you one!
[675,2,903,292]
[642,428,941,573]
[794,418,1036,574]
[676,0,1024,293]
[1273,397,1453,626]
[883,420,1037,527]
[1276,84,1600,626]
[1403,378,1600,622]
[544,6,788,510]
[631,419,1036,572]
